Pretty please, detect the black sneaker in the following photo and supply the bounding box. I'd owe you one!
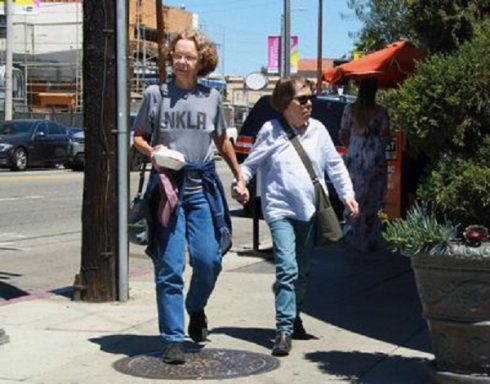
[162,342,185,365]
[292,316,308,340]
[188,310,208,343]
[271,331,292,356]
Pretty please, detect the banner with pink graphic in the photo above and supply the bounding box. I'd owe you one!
[290,35,299,74]
[267,36,281,74]
[267,35,299,74]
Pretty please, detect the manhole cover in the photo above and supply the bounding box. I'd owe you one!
[113,348,279,380]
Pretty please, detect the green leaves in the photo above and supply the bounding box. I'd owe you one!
[346,0,410,52]
[391,18,490,162]
[387,20,490,231]
[417,140,490,230]
[356,11,490,233]
[347,0,489,56]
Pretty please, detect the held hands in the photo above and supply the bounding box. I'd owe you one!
[344,197,360,218]
[232,179,250,205]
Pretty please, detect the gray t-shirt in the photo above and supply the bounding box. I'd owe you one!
[135,82,226,162]
[134,81,226,188]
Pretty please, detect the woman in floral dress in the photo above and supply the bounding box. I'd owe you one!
[339,77,391,252]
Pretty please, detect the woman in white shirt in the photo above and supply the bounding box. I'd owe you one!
[239,76,359,357]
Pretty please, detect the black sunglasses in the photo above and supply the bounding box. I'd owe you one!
[294,94,316,105]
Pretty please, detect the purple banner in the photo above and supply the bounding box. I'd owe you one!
[267,36,281,74]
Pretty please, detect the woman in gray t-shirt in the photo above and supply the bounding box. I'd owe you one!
[133,29,248,365]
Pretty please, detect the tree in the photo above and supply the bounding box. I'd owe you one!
[389,18,490,228]
[346,0,410,52]
[407,0,490,54]
[347,0,490,54]
[391,18,490,160]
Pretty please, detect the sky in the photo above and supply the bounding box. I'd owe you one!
[163,0,363,77]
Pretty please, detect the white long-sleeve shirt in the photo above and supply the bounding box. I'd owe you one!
[240,117,355,223]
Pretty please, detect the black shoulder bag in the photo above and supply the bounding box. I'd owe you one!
[279,118,343,248]
[128,84,166,246]
[128,160,149,245]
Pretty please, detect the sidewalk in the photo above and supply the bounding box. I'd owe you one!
[0,225,434,383]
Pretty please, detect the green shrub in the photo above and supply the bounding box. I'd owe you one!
[382,18,490,231]
[417,136,490,229]
[390,18,490,163]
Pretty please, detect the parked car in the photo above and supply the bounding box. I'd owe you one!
[64,128,85,171]
[209,126,238,158]
[63,115,141,172]
[0,119,70,171]
[234,94,353,218]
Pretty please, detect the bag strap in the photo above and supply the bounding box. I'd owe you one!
[279,117,320,184]
[136,84,168,198]
[278,117,332,208]
[151,83,168,147]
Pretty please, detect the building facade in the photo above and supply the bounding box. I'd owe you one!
[0,0,194,112]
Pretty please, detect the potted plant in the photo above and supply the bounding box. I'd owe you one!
[380,17,490,383]
[383,203,490,382]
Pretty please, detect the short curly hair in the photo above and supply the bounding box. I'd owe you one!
[166,28,218,77]
[271,75,310,113]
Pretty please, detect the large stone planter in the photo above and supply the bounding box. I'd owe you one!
[409,242,490,383]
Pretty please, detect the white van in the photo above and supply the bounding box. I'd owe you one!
[0,65,27,113]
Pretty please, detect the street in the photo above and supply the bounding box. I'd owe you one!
[0,161,269,301]
[0,168,86,298]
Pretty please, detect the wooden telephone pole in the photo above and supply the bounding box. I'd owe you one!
[316,0,323,95]
[156,0,166,83]
[74,0,161,301]
[74,0,123,302]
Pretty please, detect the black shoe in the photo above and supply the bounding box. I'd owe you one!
[292,316,308,340]
[162,342,185,364]
[188,310,208,343]
[271,331,292,356]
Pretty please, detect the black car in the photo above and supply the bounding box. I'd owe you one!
[0,119,70,171]
[60,114,145,172]
[235,94,353,218]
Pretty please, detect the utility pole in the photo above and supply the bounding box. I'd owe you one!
[221,28,225,76]
[74,0,120,302]
[4,0,14,120]
[279,14,285,77]
[156,0,166,83]
[283,0,291,77]
[316,0,323,94]
[116,0,129,302]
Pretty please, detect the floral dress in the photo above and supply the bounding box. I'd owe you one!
[340,104,391,252]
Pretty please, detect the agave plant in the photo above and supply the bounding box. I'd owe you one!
[382,202,459,255]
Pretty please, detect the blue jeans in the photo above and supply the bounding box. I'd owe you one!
[268,217,315,333]
[152,190,222,342]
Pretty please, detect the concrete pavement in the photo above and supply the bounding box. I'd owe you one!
[0,209,434,383]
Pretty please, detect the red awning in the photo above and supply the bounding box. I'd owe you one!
[323,40,425,88]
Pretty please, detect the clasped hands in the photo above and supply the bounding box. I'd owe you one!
[232,179,250,205]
